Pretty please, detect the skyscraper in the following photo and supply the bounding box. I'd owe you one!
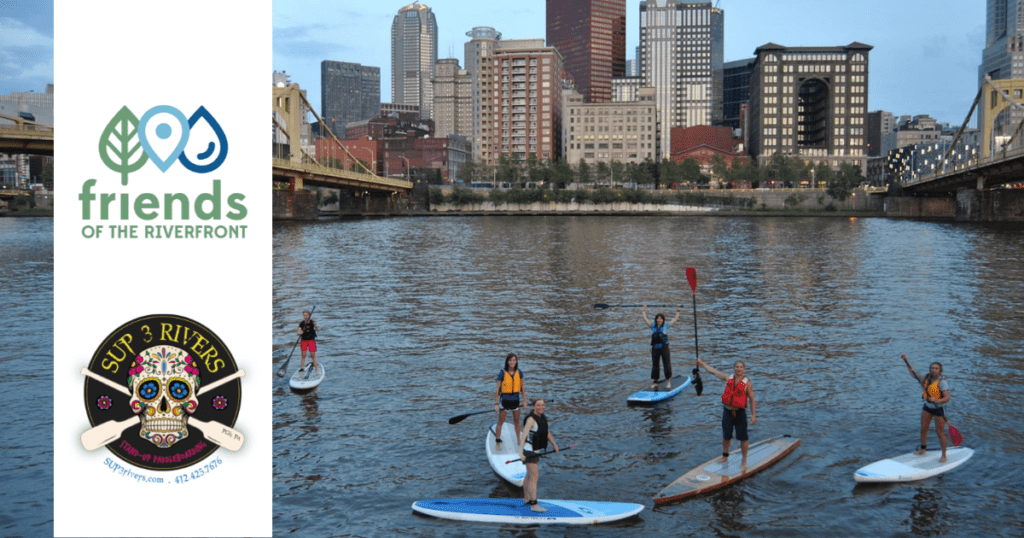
[979,0,1024,147]
[747,42,871,171]
[487,39,564,164]
[639,0,723,156]
[546,0,626,104]
[320,61,380,137]
[392,2,438,120]
[464,26,502,161]
[432,58,472,139]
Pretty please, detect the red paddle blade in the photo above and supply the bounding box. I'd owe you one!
[686,267,697,293]
[949,423,963,447]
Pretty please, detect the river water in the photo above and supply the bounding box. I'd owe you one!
[4,216,1023,537]
[271,216,1024,537]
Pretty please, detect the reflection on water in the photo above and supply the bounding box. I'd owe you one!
[268,216,1023,537]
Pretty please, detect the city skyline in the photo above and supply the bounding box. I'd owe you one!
[3,2,984,127]
[273,0,983,128]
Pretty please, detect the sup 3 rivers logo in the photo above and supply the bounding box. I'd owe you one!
[79,104,249,240]
[81,315,245,471]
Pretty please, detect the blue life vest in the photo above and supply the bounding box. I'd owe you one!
[651,323,668,348]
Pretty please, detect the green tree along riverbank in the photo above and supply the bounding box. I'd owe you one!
[430,186,883,214]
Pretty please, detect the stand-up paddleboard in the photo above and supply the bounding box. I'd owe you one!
[487,423,531,486]
[289,363,325,390]
[654,435,800,505]
[412,498,644,525]
[853,446,974,483]
[627,375,691,403]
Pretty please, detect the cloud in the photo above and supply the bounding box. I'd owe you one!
[0,18,54,93]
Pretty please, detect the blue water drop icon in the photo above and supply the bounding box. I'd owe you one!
[138,106,190,173]
[179,106,229,173]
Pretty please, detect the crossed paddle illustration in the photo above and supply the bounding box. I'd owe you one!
[80,368,245,451]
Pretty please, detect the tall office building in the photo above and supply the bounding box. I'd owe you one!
[487,39,564,164]
[432,58,472,139]
[747,42,872,170]
[980,0,1024,82]
[979,0,1024,148]
[465,26,502,161]
[392,2,438,119]
[546,0,626,103]
[320,61,380,137]
[721,58,753,130]
[639,0,723,156]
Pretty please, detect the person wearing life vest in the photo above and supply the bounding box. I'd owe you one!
[642,304,683,389]
[902,355,950,463]
[696,358,757,468]
[296,310,321,374]
[518,399,559,513]
[494,353,528,446]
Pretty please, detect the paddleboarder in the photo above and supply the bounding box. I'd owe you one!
[296,310,320,374]
[494,353,527,446]
[695,359,757,468]
[642,305,682,388]
[519,399,559,513]
[902,356,950,462]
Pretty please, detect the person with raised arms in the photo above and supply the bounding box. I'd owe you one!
[696,358,757,468]
[494,353,527,446]
[902,355,951,463]
[642,305,682,388]
[518,399,558,512]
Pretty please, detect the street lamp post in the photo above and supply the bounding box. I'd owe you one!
[359,146,375,174]
[400,155,410,182]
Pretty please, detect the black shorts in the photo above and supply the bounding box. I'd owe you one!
[523,450,541,464]
[500,395,520,410]
[722,407,748,441]
[922,404,945,418]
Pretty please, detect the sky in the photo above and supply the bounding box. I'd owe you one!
[3,1,984,125]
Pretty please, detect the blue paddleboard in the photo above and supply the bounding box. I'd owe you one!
[627,375,691,403]
[412,498,644,525]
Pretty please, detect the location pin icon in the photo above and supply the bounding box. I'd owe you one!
[138,105,190,172]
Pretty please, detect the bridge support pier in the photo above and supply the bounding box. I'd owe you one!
[956,188,1024,222]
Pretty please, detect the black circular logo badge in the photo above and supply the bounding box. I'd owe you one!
[82,314,243,470]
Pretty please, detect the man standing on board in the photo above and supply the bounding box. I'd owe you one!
[696,359,757,468]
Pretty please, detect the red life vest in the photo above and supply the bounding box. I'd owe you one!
[721,375,749,409]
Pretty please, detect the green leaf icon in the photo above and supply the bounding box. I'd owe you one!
[99,106,149,185]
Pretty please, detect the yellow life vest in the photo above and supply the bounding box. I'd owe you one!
[923,378,942,400]
[500,370,522,394]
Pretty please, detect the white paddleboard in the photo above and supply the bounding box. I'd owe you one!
[627,375,691,403]
[486,423,531,487]
[412,498,644,525]
[655,435,801,505]
[289,363,325,390]
[853,446,974,483]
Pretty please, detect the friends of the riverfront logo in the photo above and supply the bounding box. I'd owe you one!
[79,105,248,240]
[81,315,245,471]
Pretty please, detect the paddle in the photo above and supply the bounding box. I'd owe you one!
[687,267,703,396]
[277,305,315,378]
[901,354,963,446]
[81,367,246,398]
[449,399,548,425]
[79,369,247,450]
[504,443,578,464]
[594,303,678,310]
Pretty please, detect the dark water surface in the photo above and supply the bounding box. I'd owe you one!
[5,216,1023,537]
[272,216,1024,537]
[1,218,54,537]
